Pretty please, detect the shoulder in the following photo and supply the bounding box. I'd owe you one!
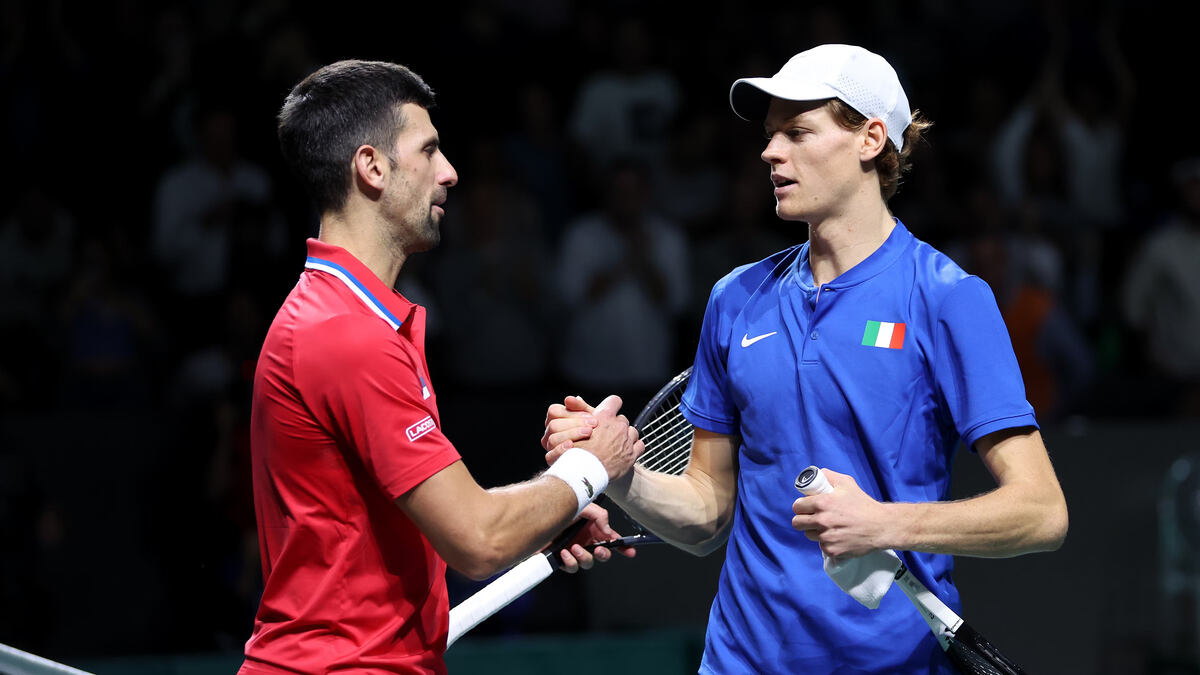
[294,311,413,378]
[709,245,802,307]
[904,237,992,309]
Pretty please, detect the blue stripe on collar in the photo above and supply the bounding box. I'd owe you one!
[304,256,404,330]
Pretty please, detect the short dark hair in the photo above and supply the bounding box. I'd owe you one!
[277,60,437,215]
[825,98,931,202]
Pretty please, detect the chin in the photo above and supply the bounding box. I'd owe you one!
[774,204,808,222]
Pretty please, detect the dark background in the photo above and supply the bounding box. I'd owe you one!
[2,0,1200,671]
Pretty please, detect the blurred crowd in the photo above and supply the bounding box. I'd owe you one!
[1,0,1197,660]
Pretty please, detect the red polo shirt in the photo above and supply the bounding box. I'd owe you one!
[240,239,461,674]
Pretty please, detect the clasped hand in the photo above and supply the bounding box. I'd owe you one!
[791,469,891,560]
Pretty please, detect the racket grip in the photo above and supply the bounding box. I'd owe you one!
[793,465,901,609]
[795,465,833,495]
[446,553,555,649]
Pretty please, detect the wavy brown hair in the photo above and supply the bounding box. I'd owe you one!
[825,98,931,202]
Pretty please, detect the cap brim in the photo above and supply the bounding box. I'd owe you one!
[729,77,839,122]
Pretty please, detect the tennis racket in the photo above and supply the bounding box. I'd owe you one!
[794,466,1028,675]
[446,366,695,648]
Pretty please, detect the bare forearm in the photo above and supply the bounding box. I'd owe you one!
[609,465,733,556]
[398,462,581,581]
[467,478,580,573]
[882,484,1068,558]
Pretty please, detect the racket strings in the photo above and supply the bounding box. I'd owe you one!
[639,411,690,455]
[637,394,692,476]
[641,432,692,474]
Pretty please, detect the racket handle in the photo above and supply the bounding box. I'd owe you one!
[446,553,555,648]
[795,465,833,495]
[793,465,901,609]
[584,532,663,552]
[446,516,591,648]
[547,516,591,561]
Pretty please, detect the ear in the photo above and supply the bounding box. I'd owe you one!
[352,144,389,194]
[859,118,888,162]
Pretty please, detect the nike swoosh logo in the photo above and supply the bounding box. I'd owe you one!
[741,331,778,347]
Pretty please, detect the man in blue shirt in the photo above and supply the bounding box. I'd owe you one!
[545,44,1068,673]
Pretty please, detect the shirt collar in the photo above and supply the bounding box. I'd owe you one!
[303,238,415,330]
[794,218,914,291]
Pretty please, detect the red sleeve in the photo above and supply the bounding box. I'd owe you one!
[294,313,460,499]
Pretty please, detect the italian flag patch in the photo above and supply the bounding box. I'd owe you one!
[861,320,906,349]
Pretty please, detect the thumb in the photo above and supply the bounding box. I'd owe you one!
[563,395,596,413]
[821,468,854,489]
[593,394,624,417]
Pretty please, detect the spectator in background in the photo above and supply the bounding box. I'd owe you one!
[431,141,553,393]
[566,15,681,197]
[944,183,1093,422]
[653,109,730,234]
[688,153,791,330]
[0,182,77,408]
[502,81,577,236]
[136,3,197,160]
[164,287,265,649]
[1121,158,1200,418]
[555,157,689,409]
[57,231,164,410]
[151,99,284,352]
[991,5,1133,328]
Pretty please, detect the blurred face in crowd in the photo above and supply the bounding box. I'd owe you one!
[760,98,879,224]
[381,103,458,252]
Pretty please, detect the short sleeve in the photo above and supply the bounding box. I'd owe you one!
[295,314,460,499]
[681,281,739,435]
[932,276,1039,449]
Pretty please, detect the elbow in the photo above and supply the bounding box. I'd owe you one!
[677,536,726,557]
[1027,498,1069,554]
[443,531,513,581]
[1040,501,1069,552]
[670,517,733,557]
[451,554,507,582]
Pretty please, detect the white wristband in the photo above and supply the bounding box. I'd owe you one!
[544,447,609,519]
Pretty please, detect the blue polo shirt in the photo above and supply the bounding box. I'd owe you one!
[682,220,1037,674]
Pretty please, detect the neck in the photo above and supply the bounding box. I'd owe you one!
[805,197,895,286]
[318,209,406,288]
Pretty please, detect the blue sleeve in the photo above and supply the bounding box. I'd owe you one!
[681,280,739,435]
[932,276,1039,450]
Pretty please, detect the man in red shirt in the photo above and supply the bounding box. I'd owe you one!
[239,60,641,674]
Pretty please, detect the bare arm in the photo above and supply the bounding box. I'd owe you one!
[605,428,740,556]
[396,460,579,580]
[793,427,1068,559]
[399,398,641,580]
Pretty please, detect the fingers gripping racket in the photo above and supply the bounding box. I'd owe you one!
[446,367,695,648]
[795,466,1027,675]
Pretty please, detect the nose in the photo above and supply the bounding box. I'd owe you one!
[761,133,786,166]
[439,154,458,188]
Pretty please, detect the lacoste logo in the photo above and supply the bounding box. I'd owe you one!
[741,331,778,347]
[582,477,594,498]
[406,415,436,442]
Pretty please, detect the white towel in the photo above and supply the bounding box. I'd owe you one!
[795,466,903,609]
[822,548,901,609]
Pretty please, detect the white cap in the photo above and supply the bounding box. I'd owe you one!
[729,44,912,150]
